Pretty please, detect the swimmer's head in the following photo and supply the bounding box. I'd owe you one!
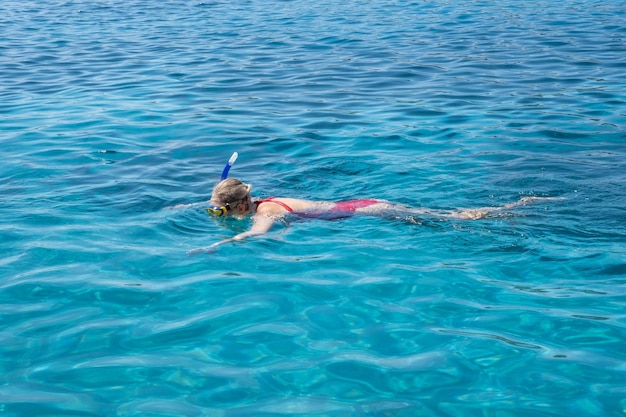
[207,178,252,216]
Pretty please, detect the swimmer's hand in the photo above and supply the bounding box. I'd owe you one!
[188,244,217,255]
[165,202,204,210]
[187,238,236,255]
[187,229,267,255]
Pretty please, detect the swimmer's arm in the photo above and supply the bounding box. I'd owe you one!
[221,215,275,245]
[165,201,206,210]
[188,214,276,254]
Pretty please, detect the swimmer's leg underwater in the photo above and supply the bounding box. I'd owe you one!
[353,196,563,220]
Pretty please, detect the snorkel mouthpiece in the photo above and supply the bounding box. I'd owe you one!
[220,152,238,180]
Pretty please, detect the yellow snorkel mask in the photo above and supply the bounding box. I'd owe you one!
[206,152,238,217]
[206,203,230,217]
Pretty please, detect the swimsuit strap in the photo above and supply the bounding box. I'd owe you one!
[255,197,295,213]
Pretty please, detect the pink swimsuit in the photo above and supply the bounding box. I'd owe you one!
[332,199,380,212]
[255,197,294,212]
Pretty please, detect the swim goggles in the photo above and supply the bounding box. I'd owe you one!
[206,152,238,217]
[206,203,230,217]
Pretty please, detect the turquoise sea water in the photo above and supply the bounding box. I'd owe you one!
[1,0,625,416]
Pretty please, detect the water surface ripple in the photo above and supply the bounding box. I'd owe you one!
[1,0,625,416]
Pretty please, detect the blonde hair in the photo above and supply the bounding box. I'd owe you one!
[210,178,251,207]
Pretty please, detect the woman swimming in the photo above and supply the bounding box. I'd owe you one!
[193,177,555,253]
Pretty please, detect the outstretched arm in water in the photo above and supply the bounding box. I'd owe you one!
[188,213,276,255]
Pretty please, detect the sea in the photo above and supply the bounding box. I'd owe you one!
[1,0,625,416]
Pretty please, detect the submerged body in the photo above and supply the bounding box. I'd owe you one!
[190,178,558,254]
[256,197,382,219]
